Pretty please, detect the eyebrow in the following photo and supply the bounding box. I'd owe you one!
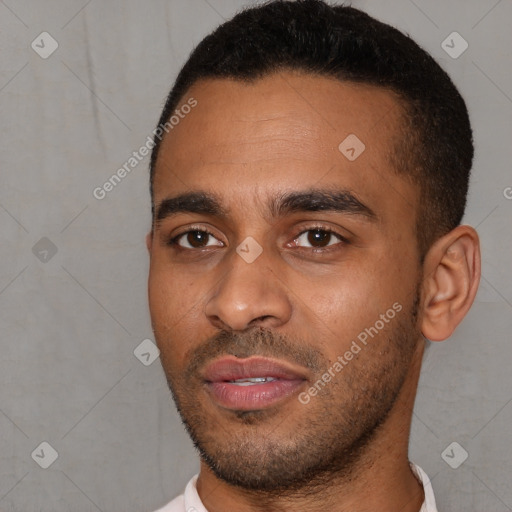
[270,189,377,220]
[155,192,227,227]
[154,188,377,227]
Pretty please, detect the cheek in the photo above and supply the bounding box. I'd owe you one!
[148,263,205,355]
[149,255,200,313]
[305,279,383,354]
[301,251,417,351]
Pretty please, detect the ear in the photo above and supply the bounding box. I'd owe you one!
[421,225,481,341]
[146,231,153,253]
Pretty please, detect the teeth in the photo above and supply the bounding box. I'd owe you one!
[229,377,277,386]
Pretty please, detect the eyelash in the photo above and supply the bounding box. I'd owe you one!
[167,225,220,249]
[167,224,348,252]
[291,226,349,252]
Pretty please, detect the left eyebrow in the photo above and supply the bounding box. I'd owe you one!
[269,188,378,221]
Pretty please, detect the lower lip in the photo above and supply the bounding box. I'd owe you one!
[205,379,305,411]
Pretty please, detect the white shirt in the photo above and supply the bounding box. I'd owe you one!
[153,462,438,512]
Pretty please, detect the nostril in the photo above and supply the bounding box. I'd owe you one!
[250,315,274,325]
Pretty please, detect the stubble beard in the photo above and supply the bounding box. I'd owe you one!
[161,296,420,498]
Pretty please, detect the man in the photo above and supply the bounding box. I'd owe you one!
[146,1,481,511]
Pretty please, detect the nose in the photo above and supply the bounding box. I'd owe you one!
[204,246,292,332]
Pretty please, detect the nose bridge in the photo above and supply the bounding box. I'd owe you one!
[204,244,291,331]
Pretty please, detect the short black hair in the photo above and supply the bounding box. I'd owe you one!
[150,0,473,259]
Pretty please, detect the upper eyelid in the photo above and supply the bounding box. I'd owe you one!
[294,225,348,241]
[171,224,218,239]
[171,227,222,245]
[293,229,347,248]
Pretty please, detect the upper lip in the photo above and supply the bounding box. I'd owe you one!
[202,356,309,383]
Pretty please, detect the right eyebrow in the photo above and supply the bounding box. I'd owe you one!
[154,191,227,228]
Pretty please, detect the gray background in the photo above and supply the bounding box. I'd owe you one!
[0,0,511,510]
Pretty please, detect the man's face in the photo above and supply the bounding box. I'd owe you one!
[148,71,423,491]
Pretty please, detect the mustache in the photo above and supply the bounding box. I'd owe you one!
[183,327,326,380]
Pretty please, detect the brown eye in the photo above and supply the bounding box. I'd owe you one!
[307,229,331,247]
[186,231,209,248]
[295,229,343,248]
[173,230,223,249]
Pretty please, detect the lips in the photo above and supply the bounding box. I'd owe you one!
[202,356,308,382]
[201,356,308,411]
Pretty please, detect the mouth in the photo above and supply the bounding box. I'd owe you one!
[201,356,308,411]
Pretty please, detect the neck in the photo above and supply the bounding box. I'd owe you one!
[196,342,426,512]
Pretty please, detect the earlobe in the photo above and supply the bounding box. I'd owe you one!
[420,225,481,341]
[146,231,153,253]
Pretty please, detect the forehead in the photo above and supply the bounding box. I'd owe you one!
[153,71,417,225]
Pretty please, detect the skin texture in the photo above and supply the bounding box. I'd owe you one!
[147,70,481,512]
